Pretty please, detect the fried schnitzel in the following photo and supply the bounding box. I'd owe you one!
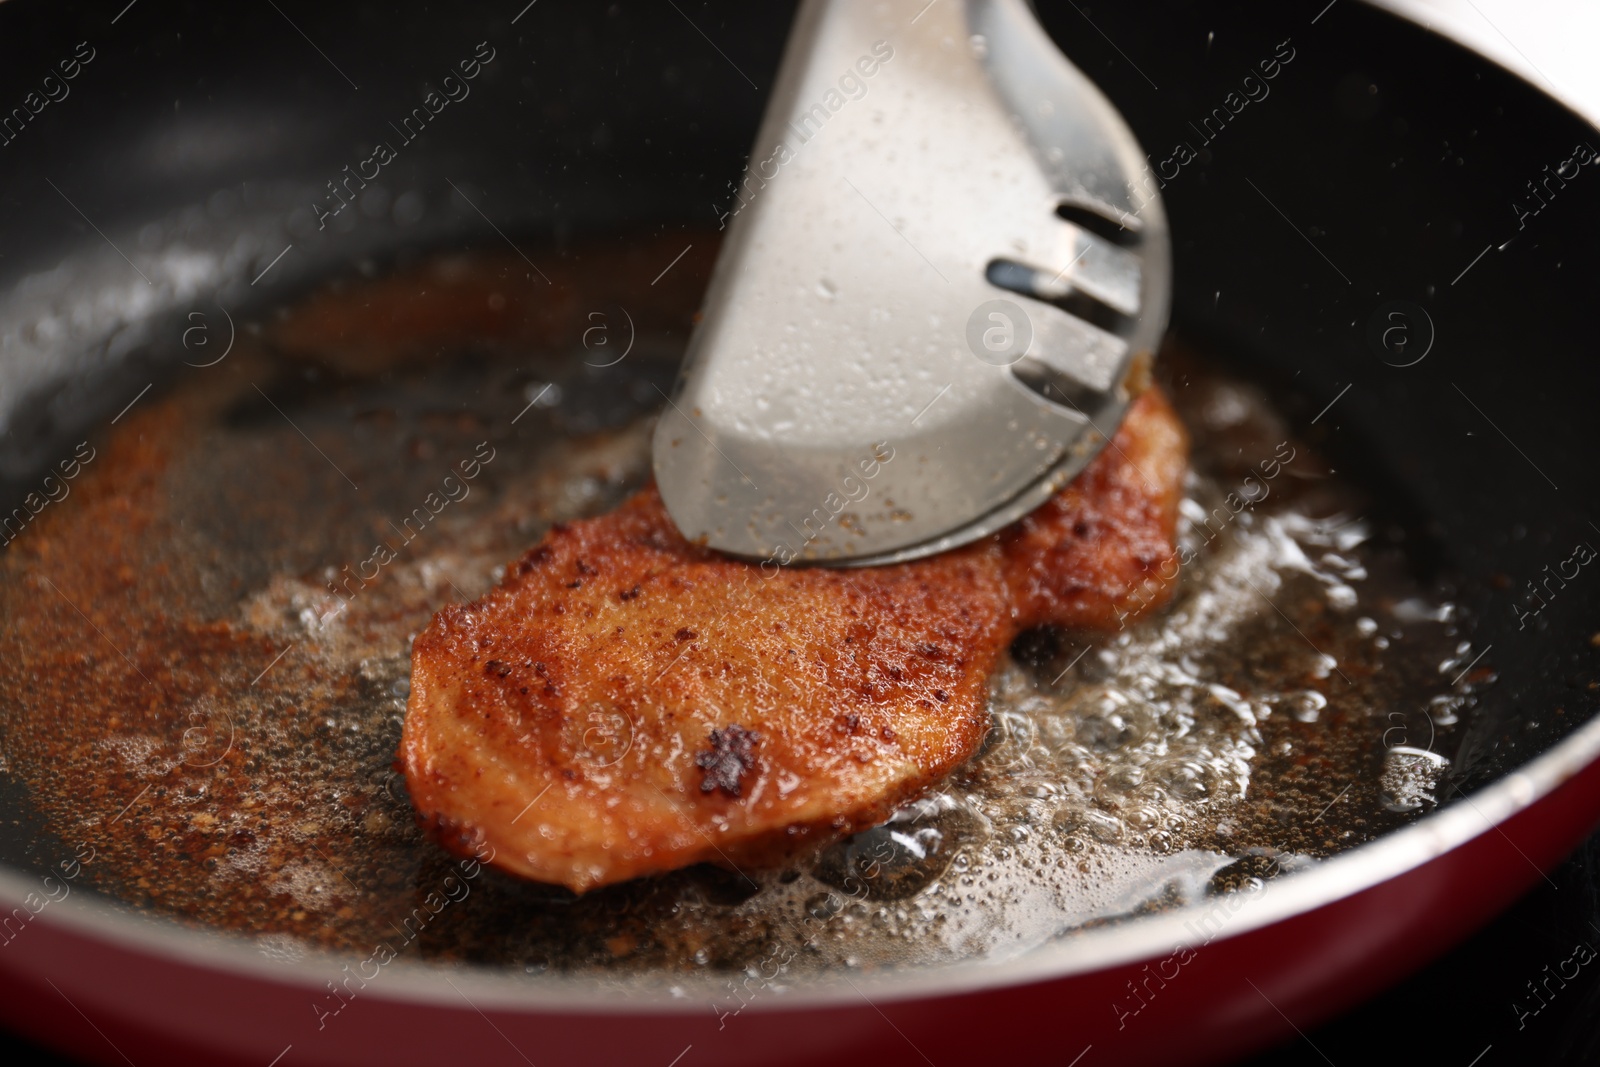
[401,388,1186,891]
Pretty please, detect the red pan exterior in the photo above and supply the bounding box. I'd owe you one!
[1,747,1596,1067]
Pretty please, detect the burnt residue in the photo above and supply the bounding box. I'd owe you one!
[695,725,759,797]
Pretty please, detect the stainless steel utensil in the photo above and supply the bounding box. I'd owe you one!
[652,0,1171,565]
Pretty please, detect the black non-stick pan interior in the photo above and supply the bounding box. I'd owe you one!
[1035,0,1600,792]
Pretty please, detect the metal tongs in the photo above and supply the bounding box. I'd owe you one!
[653,0,1170,566]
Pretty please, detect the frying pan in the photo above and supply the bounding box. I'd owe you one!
[1,1,1598,1064]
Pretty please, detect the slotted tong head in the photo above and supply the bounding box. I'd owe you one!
[653,0,1170,566]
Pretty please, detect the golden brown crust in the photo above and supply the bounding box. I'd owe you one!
[1001,387,1190,627]
[401,389,1188,891]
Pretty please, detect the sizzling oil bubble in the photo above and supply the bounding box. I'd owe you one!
[1380,747,1448,812]
[814,795,980,901]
